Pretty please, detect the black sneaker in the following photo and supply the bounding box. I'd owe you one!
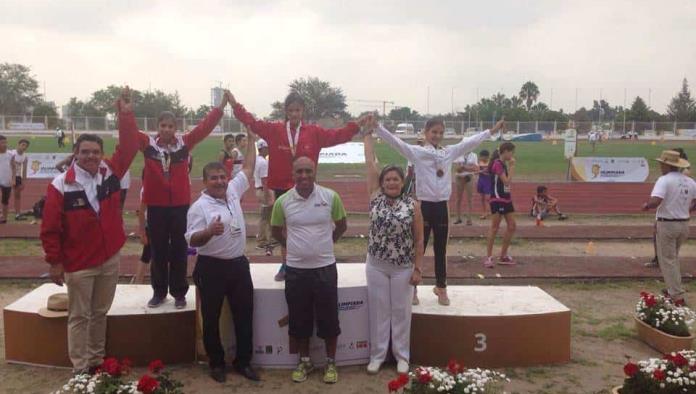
[210,366,226,383]
[453,219,463,225]
[147,296,165,308]
[174,297,187,309]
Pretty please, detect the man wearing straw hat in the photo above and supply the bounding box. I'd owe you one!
[642,150,696,305]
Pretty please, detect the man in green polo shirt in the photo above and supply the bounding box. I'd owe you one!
[271,156,347,384]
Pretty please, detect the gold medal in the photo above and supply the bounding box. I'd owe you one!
[436,169,444,177]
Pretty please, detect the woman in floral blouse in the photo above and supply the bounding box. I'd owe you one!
[363,120,424,375]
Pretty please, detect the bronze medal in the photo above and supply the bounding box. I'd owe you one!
[436,169,444,177]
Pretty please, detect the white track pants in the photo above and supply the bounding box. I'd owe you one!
[366,259,413,364]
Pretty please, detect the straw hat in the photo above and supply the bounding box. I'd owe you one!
[38,293,69,318]
[655,150,690,169]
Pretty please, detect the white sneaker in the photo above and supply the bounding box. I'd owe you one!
[396,360,409,374]
[366,360,382,374]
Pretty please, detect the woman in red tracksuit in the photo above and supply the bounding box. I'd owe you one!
[231,92,364,280]
[138,90,230,309]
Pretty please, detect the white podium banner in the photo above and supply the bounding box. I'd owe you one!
[318,142,365,164]
[26,153,72,179]
[206,264,370,367]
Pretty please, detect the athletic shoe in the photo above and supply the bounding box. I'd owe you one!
[453,219,462,225]
[433,287,450,306]
[483,257,495,269]
[274,263,287,282]
[292,359,314,383]
[323,361,338,384]
[15,214,27,221]
[366,360,382,374]
[558,214,568,221]
[396,360,409,374]
[147,296,165,308]
[265,246,273,256]
[174,297,187,309]
[209,366,226,383]
[466,219,473,226]
[498,255,517,266]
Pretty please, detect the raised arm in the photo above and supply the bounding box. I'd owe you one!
[111,87,141,178]
[364,132,380,196]
[240,127,258,184]
[374,123,417,163]
[231,94,275,141]
[182,92,227,148]
[448,120,503,158]
[315,122,360,148]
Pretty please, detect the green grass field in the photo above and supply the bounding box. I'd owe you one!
[4,135,694,181]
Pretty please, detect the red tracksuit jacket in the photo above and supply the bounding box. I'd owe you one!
[40,112,139,273]
[138,108,223,206]
[233,103,359,190]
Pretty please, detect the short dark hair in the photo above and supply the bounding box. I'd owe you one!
[499,142,515,153]
[537,185,547,194]
[75,134,103,152]
[202,162,227,180]
[234,134,246,144]
[18,139,30,146]
[379,165,405,188]
[479,149,490,157]
[223,134,235,142]
[284,92,305,110]
[425,118,444,132]
[158,111,176,124]
[0,135,6,141]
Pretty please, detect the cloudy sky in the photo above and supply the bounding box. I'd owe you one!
[2,0,695,117]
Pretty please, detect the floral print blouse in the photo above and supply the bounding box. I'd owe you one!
[368,192,416,267]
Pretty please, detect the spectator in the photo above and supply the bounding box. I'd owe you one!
[0,135,14,223]
[484,142,517,268]
[10,139,30,220]
[254,139,274,255]
[218,134,236,176]
[531,185,568,225]
[476,149,492,219]
[453,149,478,225]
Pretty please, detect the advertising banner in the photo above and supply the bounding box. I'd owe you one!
[318,142,365,164]
[564,129,577,159]
[25,153,72,179]
[571,157,649,182]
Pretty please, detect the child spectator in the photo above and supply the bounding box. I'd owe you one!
[531,185,568,226]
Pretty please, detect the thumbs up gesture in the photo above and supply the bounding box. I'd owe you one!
[207,215,225,236]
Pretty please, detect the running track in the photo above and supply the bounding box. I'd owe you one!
[18,179,653,214]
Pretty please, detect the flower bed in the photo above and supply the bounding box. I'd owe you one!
[636,291,695,337]
[54,358,183,394]
[619,350,696,393]
[387,359,509,393]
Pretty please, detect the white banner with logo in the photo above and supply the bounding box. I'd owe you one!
[198,265,370,367]
[7,122,46,130]
[318,142,365,164]
[564,129,577,159]
[571,157,649,182]
[25,153,72,179]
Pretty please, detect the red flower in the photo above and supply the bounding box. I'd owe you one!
[623,362,639,377]
[640,291,649,298]
[101,357,121,377]
[417,370,432,384]
[447,358,464,374]
[673,353,689,367]
[148,359,165,373]
[397,373,409,385]
[645,296,657,307]
[121,358,132,374]
[653,369,666,381]
[137,375,160,394]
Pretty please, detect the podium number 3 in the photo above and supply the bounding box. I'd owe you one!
[474,333,487,352]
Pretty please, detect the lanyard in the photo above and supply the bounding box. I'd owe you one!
[286,121,301,157]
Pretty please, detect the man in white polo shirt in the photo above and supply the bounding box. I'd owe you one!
[271,156,347,385]
[642,150,696,305]
[185,130,260,383]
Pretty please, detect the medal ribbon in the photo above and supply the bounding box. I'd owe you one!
[286,121,301,157]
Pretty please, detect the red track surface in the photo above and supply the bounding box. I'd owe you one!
[18,178,654,214]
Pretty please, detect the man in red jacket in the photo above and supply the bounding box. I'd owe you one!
[40,88,139,374]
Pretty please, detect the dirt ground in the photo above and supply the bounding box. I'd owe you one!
[0,279,691,394]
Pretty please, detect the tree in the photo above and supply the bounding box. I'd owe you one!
[269,77,349,121]
[0,63,42,114]
[137,90,187,118]
[32,100,58,118]
[629,96,651,121]
[388,106,422,120]
[188,104,213,119]
[519,81,540,111]
[667,78,696,121]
